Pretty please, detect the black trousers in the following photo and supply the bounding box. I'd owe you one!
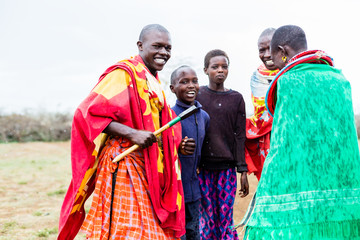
[180,199,200,240]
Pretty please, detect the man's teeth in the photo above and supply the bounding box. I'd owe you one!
[154,58,166,64]
[266,60,274,65]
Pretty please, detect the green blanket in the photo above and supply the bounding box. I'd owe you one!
[244,63,360,239]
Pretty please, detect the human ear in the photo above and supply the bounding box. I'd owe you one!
[170,84,175,93]
[137,41,143,51]
[203,67,208,75]
[278,45,286,57]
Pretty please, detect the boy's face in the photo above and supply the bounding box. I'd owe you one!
[170,68,199,105]
[204,56,228,85]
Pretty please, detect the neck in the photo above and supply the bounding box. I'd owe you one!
[138,54,157,77]
[149,69,157,77]
[287,47,307,61]
[177,99,195,106]
[208,82,226,92]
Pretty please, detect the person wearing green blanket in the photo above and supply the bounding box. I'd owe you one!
[243,25,360,239]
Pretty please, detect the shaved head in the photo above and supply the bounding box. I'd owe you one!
[270,25,307,53]
[170,65,192,85]
[139,24,170,42]
[258,28,276,43]
[270,25,308,69]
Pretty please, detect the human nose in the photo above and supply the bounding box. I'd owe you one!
[188,81,195,88]
[264,49,271,58]
[158,47,169,55]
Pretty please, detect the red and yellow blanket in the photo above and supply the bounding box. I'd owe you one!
[245,64,278,180]
[58,55,185,239]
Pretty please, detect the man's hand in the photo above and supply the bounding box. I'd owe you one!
[179,136,196,155]
[239,172,249,198]
[128,129,157,149]
[103,121,157,149]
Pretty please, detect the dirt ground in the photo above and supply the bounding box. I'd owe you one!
[0,141,258,239]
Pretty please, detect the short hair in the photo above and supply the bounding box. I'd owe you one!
[170,65,191,85]
[270,25,307,53]
[139,24,169,41]
[258,28,276,42]
[204,49,230,68]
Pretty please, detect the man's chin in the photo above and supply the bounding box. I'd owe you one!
[265,64,277,70]
[154,62,167,70]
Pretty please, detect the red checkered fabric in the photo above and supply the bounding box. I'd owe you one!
[81,137,179,239]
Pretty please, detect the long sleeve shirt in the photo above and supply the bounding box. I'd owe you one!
[172,100,210,202]
[196,86,248,173]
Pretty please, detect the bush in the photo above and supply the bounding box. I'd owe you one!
[0,111,358,143]
[0,111,72,142]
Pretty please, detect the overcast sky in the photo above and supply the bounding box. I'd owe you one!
[1,0,359,115]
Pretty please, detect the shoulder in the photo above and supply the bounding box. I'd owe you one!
[171,104,183,115]
[251,70,258,79]
[198,86,208,93]
[105,68,131,78]
[228,89,244,100]
[93,68,131,92]
[200,109,210,120]
[197,86,210,100]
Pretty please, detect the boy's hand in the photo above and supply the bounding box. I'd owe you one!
[179,136,196,155]
[239,172,249,198]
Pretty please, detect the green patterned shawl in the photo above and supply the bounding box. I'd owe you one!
[244,63,360,239]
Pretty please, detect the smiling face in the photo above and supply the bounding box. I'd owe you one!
[270,45,287,70]
[258,35,277,70]
[137,30,172,76]
[204,55,229,87]
[170,67,199,105]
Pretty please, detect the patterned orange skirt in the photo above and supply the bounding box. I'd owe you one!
[81,137,179,239]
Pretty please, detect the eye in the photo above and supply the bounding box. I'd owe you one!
[153,45,160,49]
[179,80,188,84]
[222,65,228,69]
[165,46,172,51]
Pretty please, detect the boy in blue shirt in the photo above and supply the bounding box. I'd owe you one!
[170,65,210,240]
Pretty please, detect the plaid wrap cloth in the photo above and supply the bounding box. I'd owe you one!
[58,55,185,239]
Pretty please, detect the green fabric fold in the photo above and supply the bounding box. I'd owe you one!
[244,63,360,239]
[245,220,360,240]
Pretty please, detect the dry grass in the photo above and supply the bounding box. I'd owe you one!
[0,142,89,240]
[2,141,359,239]
[0,141,258,239]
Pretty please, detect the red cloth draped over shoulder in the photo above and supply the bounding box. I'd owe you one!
[58,55,185,239]
[266,50,334,116]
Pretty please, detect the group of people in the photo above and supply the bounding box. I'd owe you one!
[57,23,360,240]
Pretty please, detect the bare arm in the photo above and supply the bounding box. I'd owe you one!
[238,172,249,197]
[103,121,157,149]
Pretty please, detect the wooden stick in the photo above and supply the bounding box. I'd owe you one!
[112,125,170,163]
[112,105,198,163]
